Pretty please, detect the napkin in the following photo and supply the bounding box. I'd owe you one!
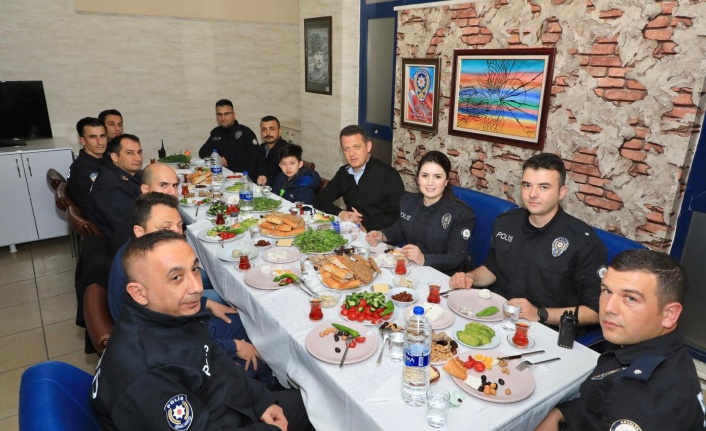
[186,219,213,233]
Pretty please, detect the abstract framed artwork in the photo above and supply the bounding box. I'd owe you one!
[304,16,332,95]
[400,58,441,133]
[448,48,556,150]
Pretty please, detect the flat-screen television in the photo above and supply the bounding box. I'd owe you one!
[0,81,53,146]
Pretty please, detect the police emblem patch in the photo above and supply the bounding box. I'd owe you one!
[551,237,569,257]
[598,266,607,279]
[609,419,642,431]
[441,213,452,230]
[462,228,471,240]
[413,68,431,102]
[164,394,193,430]
[234,131,242,139]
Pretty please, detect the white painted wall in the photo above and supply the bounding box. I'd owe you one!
[0,0,300,158]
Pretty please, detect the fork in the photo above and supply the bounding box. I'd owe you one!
[339,337,355,368]
[516,357,561,371]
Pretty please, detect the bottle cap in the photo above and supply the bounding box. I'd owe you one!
[413,306,425,315]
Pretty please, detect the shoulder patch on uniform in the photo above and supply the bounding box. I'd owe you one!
[441,213,452,229]
[462,228,471,240]
[609,419,642,431]
[234,131,242,139]
[551,237,569,257]
[623,354,665,381]
[164,394,193,430]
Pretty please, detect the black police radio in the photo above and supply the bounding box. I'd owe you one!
[557,277,583,349]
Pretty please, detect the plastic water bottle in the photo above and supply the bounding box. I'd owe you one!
[402,306,432,406]
[239,171,254,202]
[313,221,360,234]
[210,150,223,199]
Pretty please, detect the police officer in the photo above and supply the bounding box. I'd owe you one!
[67,117,106,211]
[92,231,314,431]
[367,151,475,275]
[198,99,259,174]
[450,153,606,327]
[86,133,143,242]
[535,249,705,430]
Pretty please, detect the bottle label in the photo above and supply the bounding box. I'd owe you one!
[211,166,222,176]
[240,190,253,201]
[403,351,430,367]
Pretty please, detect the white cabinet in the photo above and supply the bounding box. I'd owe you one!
[0,148,73,248]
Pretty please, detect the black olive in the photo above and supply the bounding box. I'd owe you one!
[450,340,458,349]
[477,386,485,392]
[481,375,487,381]
[334,334,340,342]
[338,331,344,336]
[498,379,505,385]
[484,381,491,386]
[335,347,341,353]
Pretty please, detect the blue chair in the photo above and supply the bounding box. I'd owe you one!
[19,361,101,431]
[451,186,518,269]
[576,228,646,350]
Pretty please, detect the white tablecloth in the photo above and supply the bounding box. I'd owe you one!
[180,192,599,431]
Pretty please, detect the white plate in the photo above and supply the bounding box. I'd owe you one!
[217,245,258,262]
[261,246,301,264]
[197,229,243,243]
[447,290,506,322]
[403,305,455,330]
[305,321,378,365]
[452,349,536,403]
[242,265,302,290]
[453,331,501,350]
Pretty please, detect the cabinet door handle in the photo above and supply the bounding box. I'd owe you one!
[26,157,32,176]
[16,159,22,178]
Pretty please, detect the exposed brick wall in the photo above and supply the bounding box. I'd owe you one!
[394,1,706,249]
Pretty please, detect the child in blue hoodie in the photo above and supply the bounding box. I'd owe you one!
[273,143,321,205]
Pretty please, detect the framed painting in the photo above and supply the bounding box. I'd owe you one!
[400,58,441,133]
[304,16,332,95]
[448,48,556,150]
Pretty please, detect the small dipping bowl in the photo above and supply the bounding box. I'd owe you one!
[317,291,342,308]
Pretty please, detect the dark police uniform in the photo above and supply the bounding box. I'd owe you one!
[86,163,142,242]
[484,207,606,312]
[92,295,312,431]
[313,157,405,232]
[257,137,288,186]
[382,192,475,275]
[557,330,706,430]
[66,149,104,211]
[198,121,259,174]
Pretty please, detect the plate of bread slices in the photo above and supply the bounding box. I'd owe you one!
[258,212,306,238]
[318,254,382,290]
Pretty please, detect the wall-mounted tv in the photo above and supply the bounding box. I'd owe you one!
[0,81,53,146]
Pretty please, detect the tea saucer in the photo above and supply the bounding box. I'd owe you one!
[506,335,536,349]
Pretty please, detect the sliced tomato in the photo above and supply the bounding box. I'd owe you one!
[371,318,379,325]
[463,361,474,369]
[382,313,392,320]
[354,336,366,343]
[340,309,349,316]
[356,315,365,323]
[365,315,372,321]
[359,299,367,307]
[349,341,357,349]
[473,361,486,372]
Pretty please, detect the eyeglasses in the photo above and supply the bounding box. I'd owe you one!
[216,112,234,118]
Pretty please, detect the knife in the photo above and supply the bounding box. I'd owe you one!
[439,290,453,297]
[497,350,545,360]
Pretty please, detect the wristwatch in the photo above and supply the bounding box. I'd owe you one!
[537,307,548,324]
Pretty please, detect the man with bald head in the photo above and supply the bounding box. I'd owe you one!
[93,231,313,430]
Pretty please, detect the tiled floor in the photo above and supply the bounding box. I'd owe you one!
[0,236,98,431]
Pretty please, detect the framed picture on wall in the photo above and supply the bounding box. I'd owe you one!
[448,48,556,150]
[304,16,332,95]
[400,58,441,134]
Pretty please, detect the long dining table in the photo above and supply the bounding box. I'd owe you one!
[179,181,599,431]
